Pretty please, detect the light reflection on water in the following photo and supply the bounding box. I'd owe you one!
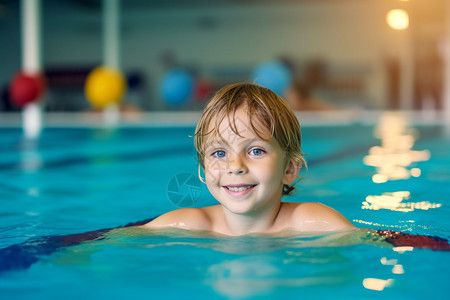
[359,112,445,292]
[363,112,430,184]
[362,191,442,212]
[362,112,442,213]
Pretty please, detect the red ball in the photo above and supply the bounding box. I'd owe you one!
[194,79,214,103]
[9,72,46,108]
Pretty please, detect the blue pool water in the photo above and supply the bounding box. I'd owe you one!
[1,114,450,299]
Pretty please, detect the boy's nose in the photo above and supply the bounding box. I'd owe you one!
[227,157,248,175]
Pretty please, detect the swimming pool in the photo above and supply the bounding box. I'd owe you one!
[0,112,449,299]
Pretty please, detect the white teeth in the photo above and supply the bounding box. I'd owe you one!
[227,185,253,192]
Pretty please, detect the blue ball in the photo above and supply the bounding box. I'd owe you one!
[160,69,194,105]
[251,61,292,96]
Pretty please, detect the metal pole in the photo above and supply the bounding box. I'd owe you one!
[21,0,43,139]
[102,0,120,126]
[400,22,414,111]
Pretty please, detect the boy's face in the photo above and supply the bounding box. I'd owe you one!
[203,105,298,216]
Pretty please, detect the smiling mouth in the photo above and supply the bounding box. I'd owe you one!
[224,185,257,192]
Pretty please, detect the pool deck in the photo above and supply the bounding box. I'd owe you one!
[0,109,447,128]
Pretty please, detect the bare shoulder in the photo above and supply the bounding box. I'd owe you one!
[289,202,355,232]
[140,207,212,231]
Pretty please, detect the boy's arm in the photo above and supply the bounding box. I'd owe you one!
[291,202,355,232]
[141,207,211,231]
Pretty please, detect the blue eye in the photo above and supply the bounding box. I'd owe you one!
[250,148,265,156]
[213,150,226,158]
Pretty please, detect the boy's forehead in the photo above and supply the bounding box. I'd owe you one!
[205,111,271,144]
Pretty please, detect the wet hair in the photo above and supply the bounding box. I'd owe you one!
[193,83,306,196]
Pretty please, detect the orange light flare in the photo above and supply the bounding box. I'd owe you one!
[386,9,409,30]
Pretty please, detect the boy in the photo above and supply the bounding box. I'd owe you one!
[142,83,354,236]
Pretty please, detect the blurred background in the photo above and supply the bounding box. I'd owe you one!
[0,0,448,114]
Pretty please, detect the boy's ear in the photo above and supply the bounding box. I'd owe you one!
[283,159,301,185]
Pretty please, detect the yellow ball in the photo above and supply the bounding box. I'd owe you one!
[85,66,126,109]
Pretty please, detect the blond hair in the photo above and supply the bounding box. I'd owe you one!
[194,83,306,195]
